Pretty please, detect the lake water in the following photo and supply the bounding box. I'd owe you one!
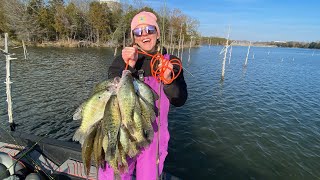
[1,46,320,179]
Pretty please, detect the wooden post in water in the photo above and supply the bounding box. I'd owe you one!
[221,26,230,81]
[4,33,16,131]
[244,41,251,66]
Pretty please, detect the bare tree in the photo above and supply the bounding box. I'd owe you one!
[2,0,42,41]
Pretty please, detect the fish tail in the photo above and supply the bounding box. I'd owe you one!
[144,129,154,144]
[84,158,91,176]
[119,163,128,174]
[150,110,156,123]
[128,149,138,158]
[106,145,116,162]
[114,172,121,180]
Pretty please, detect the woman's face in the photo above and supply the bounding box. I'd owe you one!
[133,24,159,52]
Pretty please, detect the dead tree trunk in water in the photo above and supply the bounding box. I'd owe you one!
[228,45,232,64]
[221,27,230,81]
[244,41,251,66]
[4,33,17,131]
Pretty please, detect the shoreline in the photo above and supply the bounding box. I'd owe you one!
[1,39,316,50]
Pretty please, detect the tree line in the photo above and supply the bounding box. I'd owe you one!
[269,41,320,49]
[0,0,200,48]
[201,37,228,46]
[201,37,320,50]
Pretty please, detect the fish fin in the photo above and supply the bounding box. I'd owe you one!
[73,103,83,120]
[95,170,99,180]
[128,149,138,158]
[114,172,121,180]
[102,135,108,153]
[151,89,159,101]
[73,129,85,145]
[150,109,157,122]
[106,144,117,162]
[127,141,139,158]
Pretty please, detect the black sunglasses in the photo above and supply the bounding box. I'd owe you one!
[132,25,157,37]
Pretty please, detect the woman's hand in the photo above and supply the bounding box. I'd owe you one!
[159,61,173,83]
[122,45,138,68]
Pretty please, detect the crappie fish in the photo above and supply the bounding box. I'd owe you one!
[82,124,98,176]
[73,78,118,121]
[93,122,104,169]
[133,78,158,109]
[103,95,121,161]
[133,78,157,123]
[73,89,113,145]
[117,70,136,133]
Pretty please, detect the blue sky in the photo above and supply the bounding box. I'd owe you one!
[142,0,320,42]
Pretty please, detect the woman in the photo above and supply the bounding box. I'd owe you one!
[99,11,188,180]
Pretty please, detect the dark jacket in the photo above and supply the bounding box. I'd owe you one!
[108,48,188,107]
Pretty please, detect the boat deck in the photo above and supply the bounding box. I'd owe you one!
[0,131,180,180]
